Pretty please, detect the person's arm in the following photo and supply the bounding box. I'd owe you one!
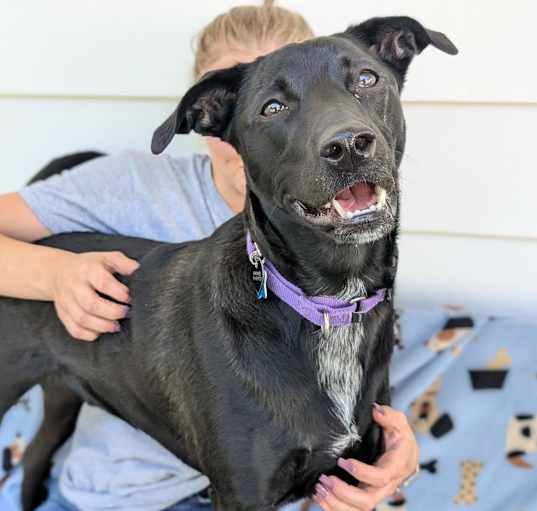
[1,191,64,298]
[0,191,138,341]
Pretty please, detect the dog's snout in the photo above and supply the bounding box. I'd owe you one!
[320,130,377,164]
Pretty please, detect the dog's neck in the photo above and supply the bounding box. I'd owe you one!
[244,192,397,300]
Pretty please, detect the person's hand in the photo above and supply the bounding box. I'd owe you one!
[313,403,419,511]
[50,251,139,341]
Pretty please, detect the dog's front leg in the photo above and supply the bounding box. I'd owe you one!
[362,369,391,465]
[211,491,239,511]
[21,378,81,511]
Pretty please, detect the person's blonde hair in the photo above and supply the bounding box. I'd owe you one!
[192,0,314,79]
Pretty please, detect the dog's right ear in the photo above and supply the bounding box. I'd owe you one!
[151,63,247,154]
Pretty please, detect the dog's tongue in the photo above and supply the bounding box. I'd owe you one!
[335,183,376,212]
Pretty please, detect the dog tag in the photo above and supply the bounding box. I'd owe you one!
[248,239,268,300]
[254,261,268,300]
[249,248,268,300]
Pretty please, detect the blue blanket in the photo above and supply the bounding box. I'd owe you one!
[1,307,536,510]
[384,308,537,510]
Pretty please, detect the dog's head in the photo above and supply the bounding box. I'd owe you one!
[152,16,457,245]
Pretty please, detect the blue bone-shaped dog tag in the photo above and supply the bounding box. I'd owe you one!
[252,260,268,300]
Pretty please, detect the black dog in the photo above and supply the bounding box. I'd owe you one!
[0,17,457,510]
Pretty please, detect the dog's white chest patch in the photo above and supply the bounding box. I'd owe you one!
[312,276,367,454]
[316,320,364,455]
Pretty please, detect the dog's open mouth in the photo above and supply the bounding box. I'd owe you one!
[294,182,387,225]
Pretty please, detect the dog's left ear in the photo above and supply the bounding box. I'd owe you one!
[151,63,247,154]
[344,16,458,85]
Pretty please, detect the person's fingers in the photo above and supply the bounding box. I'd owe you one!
[76,287,130,321]
[56,304,99,342]
[314,484,361,511]
[372,403,407,427]
[65,302,119,335]
[337,458,394,488]
[103,251,140,276]
[358,485,401,511]
[372,403,410,431]
[314,497,331,511]
[316,476,375,511]
[89,267,131,304]
[51,252,136,341]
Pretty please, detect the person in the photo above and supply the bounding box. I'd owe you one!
[0,2,419,510]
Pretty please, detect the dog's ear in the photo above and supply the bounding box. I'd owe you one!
[151,63,247,154]
[344,16,458,85]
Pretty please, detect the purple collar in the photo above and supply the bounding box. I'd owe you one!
[246,231,387,331]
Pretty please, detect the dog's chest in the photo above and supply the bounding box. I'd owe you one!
[309,277,368,454]
[315,321,364,455]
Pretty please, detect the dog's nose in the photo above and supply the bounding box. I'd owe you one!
[320,130,377,163]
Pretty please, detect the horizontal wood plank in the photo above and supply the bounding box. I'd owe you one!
[1,0,535,103]
[2,99,534,240]
[396,233,536,319]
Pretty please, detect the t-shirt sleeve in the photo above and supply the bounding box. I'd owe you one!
[19,150,146,236]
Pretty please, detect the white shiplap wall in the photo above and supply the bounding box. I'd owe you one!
[1,0,536,318]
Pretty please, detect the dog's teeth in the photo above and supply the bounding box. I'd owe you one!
[375,186,387,207]
[322,202,331,209]
[332,199,347,218]
[332,187,387,220]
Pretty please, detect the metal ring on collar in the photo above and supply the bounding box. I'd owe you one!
[322,311,331,335]
[248,250,264,268]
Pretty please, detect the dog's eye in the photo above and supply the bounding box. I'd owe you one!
[358,70,378,88]
[261,99,288,117]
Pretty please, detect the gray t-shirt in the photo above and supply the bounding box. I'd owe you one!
[20,150,235,510]
[21,150,233,242]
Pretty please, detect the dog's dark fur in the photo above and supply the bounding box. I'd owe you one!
[0,17,456,510]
